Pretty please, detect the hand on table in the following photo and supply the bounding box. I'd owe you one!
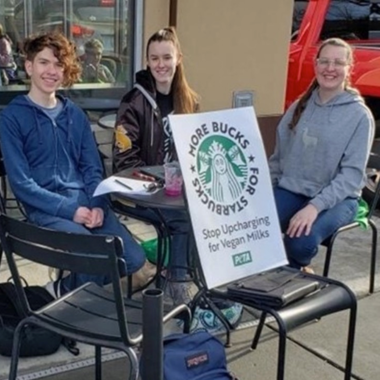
[286,204,318,238]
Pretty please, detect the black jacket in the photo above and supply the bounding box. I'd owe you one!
[113,70,166,172]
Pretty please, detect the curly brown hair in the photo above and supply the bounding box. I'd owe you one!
[23,32,82,87]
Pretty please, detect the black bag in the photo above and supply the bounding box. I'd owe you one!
[227,267,321,309]
[0,282,77,357]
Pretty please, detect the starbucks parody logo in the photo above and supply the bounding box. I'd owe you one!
[189,122,260,215]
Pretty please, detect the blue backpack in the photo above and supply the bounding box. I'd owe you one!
[163,331,237,380]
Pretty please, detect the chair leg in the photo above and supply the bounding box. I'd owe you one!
[323,240,336,277]
[9,320,27,380]
[95,346,102,380]
[203,295,232,347]
[251,311,266,350]
[369,221,378,294]
[126,275,133,298]
[276,318,287,380]
[123,347,140,380]
[344,303,357,380]
[154,225,166,289]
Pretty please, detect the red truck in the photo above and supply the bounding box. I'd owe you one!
[287,0,380,203]
[288,0,380,133]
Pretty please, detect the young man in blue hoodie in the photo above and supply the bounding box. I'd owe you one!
[0,32,146,297]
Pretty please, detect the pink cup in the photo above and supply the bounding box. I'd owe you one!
[164,162,183,197]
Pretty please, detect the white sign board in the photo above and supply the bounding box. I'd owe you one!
[169,107,288,289]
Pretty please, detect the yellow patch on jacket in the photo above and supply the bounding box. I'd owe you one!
[115,125,132,153]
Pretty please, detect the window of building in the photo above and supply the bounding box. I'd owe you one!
[321,0,380,41]
[0,0,140,114]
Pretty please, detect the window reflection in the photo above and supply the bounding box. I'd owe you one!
[0,0,134,112]
[321,0,380,41]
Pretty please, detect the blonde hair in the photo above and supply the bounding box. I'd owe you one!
[84,39,104,53]
[289,37,360,130]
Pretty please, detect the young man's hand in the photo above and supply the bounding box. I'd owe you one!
[286,204,318,238]
[73,206,93,225]
[85,207,104,229]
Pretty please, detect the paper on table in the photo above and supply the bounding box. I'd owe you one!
[93,176,155,197]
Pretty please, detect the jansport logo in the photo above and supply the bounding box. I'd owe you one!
[189,121,260,215]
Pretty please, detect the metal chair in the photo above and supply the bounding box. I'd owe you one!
[0,213,191,380]
[191,265,357,380]
[321,173,380,294]
[0,150,27,220]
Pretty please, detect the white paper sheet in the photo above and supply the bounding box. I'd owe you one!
[93,176,156,197]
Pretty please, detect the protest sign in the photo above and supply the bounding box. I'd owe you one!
[169,107,287,289]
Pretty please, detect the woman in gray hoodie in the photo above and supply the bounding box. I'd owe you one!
[269,37,374,271]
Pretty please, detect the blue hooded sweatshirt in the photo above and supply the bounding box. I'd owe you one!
[0,94,108,221]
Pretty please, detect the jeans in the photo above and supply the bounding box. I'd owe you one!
[28,208,146,293]
[129,207,192,281]
[273,186,358,268]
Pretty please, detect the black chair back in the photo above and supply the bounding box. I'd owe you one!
[0,213,132,345]
[367,174,380,219]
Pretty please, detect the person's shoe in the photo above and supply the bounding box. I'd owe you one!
[45,279,62,299]
[190,302,244,334]
[165,281,193,306]
[131,260,157,291]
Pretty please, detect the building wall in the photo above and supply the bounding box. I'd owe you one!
[144,0,293,116]
[143,0,294,155]
[143,0,170,49]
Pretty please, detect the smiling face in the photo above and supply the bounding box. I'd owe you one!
[147,40,181,94]
[214,154,227,175]
[25,47,64,98]
[314,44,351,95]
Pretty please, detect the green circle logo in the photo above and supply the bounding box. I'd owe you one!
[196,135,248,204]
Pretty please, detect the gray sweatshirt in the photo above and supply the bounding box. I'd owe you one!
[269,89,374,212]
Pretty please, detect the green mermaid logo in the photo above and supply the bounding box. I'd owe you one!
[197,136,247,204]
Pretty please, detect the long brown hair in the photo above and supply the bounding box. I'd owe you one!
[289,37,359,130]
[146,27,199,114]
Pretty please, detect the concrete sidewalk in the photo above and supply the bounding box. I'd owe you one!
[0,213,379,380]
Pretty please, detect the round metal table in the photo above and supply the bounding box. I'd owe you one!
[98,113,117,129]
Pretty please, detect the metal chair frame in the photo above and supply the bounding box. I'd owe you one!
[0,214,191,380]
[322,175,380,294]
[190,265,357,380]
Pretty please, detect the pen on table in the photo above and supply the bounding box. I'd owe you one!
[132,170,156,182]
[114,178,133,190]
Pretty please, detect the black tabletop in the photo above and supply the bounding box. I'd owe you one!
[115,168,185,210]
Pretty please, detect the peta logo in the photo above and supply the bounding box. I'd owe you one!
[188,122,259,215]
